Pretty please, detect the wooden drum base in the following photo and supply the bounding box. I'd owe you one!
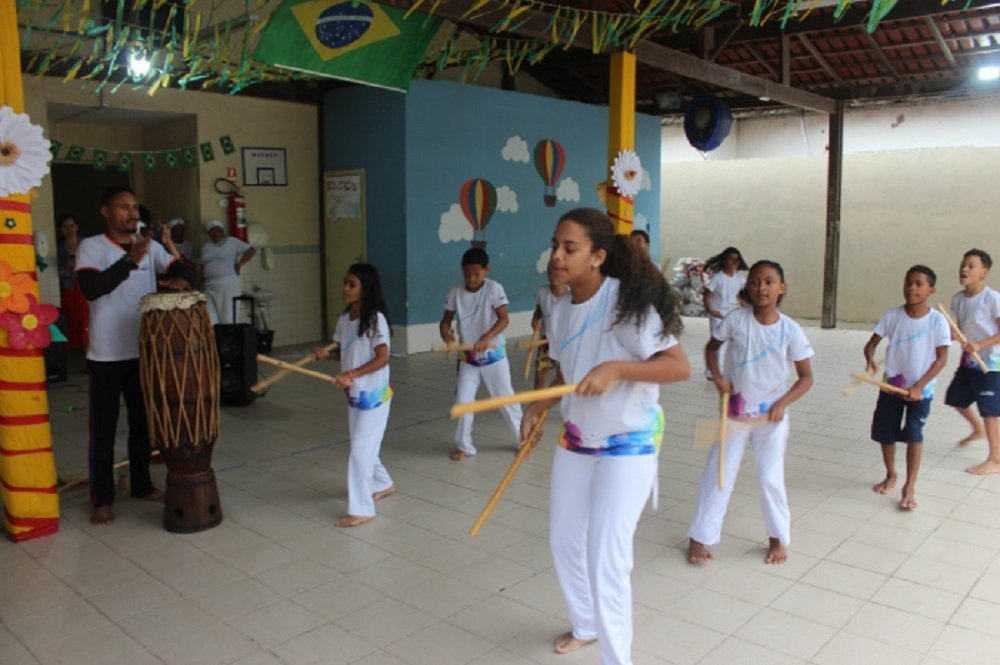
[164,469,223,533]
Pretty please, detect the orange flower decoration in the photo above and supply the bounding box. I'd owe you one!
[0,258,33,314]
[0,293,58,349]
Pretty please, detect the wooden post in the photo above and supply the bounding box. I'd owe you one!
[821,100,844,329]
[606,51,636,235]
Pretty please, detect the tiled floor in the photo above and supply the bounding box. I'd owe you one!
[4,316,1000,664]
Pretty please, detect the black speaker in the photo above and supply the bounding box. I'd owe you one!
[215,324,257,406]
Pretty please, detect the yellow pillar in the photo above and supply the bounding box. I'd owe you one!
[606,51,636,235]
[0,0,60,541]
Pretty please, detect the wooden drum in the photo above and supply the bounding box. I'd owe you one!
[139,291,222,533]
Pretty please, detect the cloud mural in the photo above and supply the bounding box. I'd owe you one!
[438,203,474,243]
[556,177,580,202]
[501,135,530,163]
[635,212,649,231]
[641,167,652,191]
[536,247,552,274]
[496,185,519,213]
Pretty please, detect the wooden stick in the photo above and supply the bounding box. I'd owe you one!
[257,354,337,383]
[936,303,989,373]
[522,328,542,380]
[432,342,496,353]
[850,373,910,396]
[252,342,338,393]
[516,337,549,350]
[470,408,550,537]
[450,384,577,418]
[718,392,728,490]
[58,459,129,493]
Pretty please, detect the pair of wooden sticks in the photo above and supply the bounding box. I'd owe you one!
[936,303,989,373]
[253,342,338,392]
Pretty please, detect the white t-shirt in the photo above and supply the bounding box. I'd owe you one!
[705,271,746,315]
[950,287,1000,371]
[548,277,676,453]
[873,306,951,398]
[533,284,567,335]
[444,278,508,366]
[200,237,250,283]
[76,234,178,362]
[174,240,197,263]
[334,311,392,410]
[717,306,814,418]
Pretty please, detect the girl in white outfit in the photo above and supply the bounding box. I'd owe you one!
[199,220,255,325]
[688,260,814,565]
[314,263,395,528]
[521,208,691,665]
[702,246,748,378]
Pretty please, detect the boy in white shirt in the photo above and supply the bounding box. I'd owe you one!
[943,249,1000,475]
[440,248,522,461]
[864,265,951,510]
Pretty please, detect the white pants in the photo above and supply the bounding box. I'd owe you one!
[204,276,243,325]
[688,415,791,546]
[550,447,656,665]
[455,358,522,455]
[347,401,394,517]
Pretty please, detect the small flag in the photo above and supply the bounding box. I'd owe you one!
[49,140,62,159]
[117,152,133,172]
[253,0,442,92]
[65,144,85,161]
[92,149,108,171]
[219,135,235,155]
[200,141,215,162]
[182,147,197,167]
[164,150,180,170]
[142,152,159,171]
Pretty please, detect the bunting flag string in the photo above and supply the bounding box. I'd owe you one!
[12,0,961,98]
[47,136,234,173]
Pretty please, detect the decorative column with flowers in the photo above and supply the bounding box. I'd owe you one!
[0,0,59,541]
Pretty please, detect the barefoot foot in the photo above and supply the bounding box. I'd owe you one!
[967,459,1000,476]
[899,484,917,510]
[872,474,897,494]
[449,450,466,461]
[764,537,787,564]
[89,505,114,525]
[136,487,164,502]
[335,514,374,528]
[687,539,715,564]
[958,429,985,448]
[372,485,396,501]
[552,631,596,655]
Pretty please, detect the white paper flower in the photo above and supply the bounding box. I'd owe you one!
[610,149,642,198]
[0,106,51,198]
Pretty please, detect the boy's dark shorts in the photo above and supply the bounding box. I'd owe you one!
[945,368,1000,417]
[871,392,931,444]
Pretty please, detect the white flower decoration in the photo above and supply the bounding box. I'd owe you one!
[0,106,51,198]
[610,149,642,198]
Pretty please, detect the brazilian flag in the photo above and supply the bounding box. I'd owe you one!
[253,0,442,92]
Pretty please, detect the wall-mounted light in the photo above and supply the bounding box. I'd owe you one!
[978,65,1000,81]
[128,50,151,78]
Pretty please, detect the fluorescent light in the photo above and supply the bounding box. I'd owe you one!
[128,53,151,78]
[979,66,1000,81]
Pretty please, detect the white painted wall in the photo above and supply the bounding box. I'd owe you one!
[661,94,1000,324]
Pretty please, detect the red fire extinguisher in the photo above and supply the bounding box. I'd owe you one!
[228,193,248,242]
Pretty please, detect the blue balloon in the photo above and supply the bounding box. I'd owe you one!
[315,1,374,50]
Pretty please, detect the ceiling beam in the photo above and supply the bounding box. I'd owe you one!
[861,30,903,82]
[744,43,779,79]
[634,40,837,112]
[386,1,838,114]
[923,15,959,70]
[798,33,844,84]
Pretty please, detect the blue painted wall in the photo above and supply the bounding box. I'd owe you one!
[325,78,661,326]
[323,86,407,325]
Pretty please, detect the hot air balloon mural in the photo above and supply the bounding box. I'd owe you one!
[533,139,565,207]
[459,177,497,248]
